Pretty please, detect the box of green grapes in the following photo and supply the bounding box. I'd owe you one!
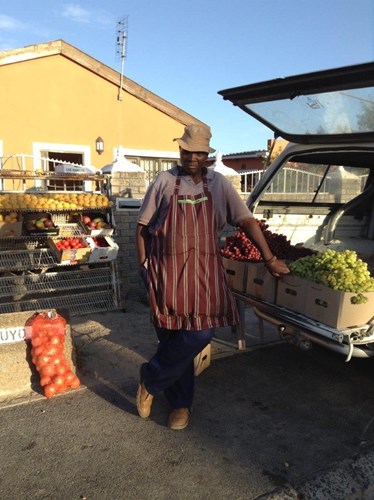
[306,284,374,329]
[287,249,374,329]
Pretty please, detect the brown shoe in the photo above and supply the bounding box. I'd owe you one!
[168,408,191,430]
[136,383,153,418]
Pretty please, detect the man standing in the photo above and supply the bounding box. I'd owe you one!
[136,124,289,430]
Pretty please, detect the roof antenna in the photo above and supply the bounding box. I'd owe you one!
[116,16,128,101]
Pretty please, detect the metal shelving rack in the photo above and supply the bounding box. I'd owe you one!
[0,167,121,317]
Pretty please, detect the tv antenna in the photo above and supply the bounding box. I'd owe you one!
[116,16,128,101]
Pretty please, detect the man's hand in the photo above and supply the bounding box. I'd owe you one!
[265,257,290,277]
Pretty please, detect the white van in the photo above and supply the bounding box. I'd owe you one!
[219,62,374,360]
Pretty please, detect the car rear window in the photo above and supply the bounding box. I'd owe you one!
[261,161,370,204]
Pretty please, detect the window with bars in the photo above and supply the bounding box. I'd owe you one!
[44,151,84,191]
[127,156,178,184]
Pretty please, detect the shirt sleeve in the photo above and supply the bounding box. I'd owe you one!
[137,178,159,227]
[137,171,175,232]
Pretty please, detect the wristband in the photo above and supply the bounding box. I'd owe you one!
[264,255,277,266]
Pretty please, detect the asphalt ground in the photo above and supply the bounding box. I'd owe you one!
[2,301,374,499]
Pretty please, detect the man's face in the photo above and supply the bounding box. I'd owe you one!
[180,148,208,176]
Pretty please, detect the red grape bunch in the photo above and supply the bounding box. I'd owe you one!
[220,219,314,263]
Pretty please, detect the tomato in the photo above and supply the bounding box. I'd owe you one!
[51,355,65,366]
[56,344,65,353]
[48,335,64,346]
[43,346,59,357]
[55,364,67,376]
[70,376,81,389]
[33,345,45,356]
[36,354,52,368]
[53,375,67,393]
[53,374,65,385]
[40,363,56,378]
[40,376,52,387]
[64,371,75,385]
[31,337,43,347]
[64,371,80,389]
[44,383,58,399]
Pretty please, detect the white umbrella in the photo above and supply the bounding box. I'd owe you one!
[100,155,144,174]
[208,152,239,176]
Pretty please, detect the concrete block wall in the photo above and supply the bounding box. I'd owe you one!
[114,207,148,303]
[229,175,242,193]
[110,171,148,303]
[110,171,148,198]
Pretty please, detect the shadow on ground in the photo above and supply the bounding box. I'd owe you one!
[68,300,374,497]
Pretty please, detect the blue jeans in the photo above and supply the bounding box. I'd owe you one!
[141,326,214,409]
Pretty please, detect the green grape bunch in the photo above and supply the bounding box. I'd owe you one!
[351,293,369,305]
[289,249,374,301]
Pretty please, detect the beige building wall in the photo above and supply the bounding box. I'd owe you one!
[0,40,206,169]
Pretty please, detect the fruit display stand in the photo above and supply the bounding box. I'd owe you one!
[0,169,121,317]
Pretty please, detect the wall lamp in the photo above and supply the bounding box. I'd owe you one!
[95,136,104,155]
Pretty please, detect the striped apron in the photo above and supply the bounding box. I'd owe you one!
[148,174,239,330]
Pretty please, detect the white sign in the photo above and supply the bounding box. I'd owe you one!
[55,164,96,175]
[0,327,27,344]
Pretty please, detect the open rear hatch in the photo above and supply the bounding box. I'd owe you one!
[218,62,374,144]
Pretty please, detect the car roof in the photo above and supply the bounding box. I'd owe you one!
[219,62,374,144]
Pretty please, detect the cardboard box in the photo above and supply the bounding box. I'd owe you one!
[276,275,309,314]
[87,236,119,263]
[307,283,374,329]
[246,262,277,303]
[221,257,248,292]
[194,343,211,376]
[0,212,22,237]
[48,238,91,264]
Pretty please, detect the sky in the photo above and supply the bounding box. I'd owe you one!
[0,0,373,154]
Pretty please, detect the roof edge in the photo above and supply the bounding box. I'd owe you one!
[0,39,63,65]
